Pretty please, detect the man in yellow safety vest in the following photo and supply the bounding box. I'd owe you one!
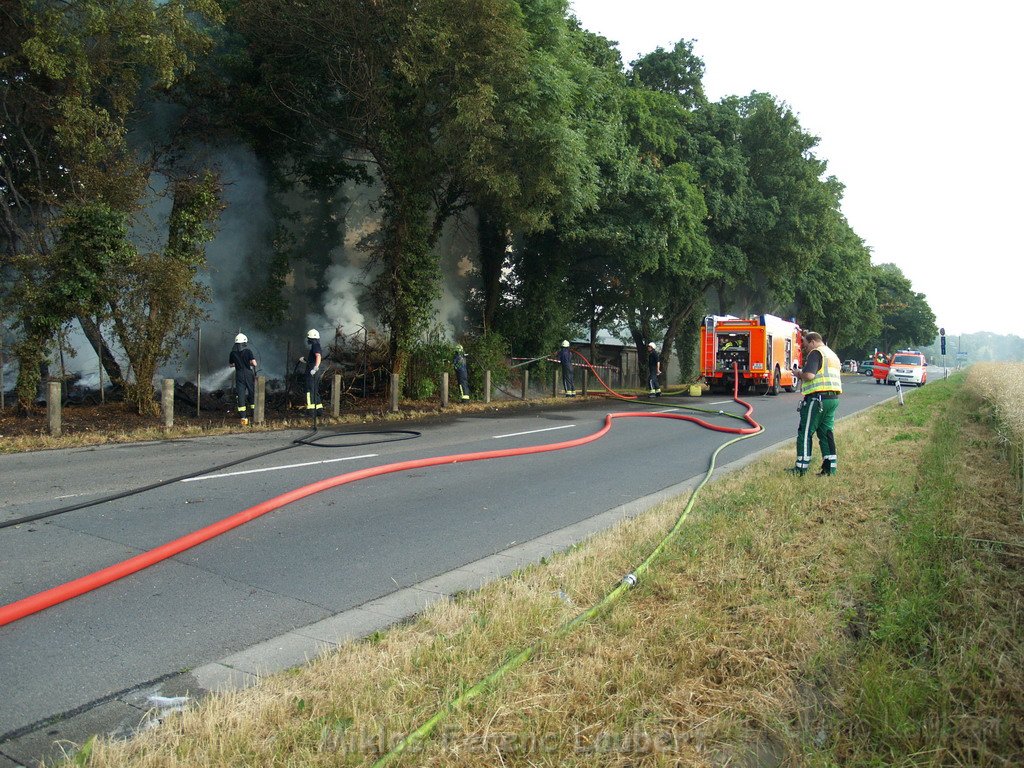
[787,331,842,476]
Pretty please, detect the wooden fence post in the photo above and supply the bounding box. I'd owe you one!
[255,376,266,425]
[332,374,341,418]
[47,380,61,437]
[162,378,174,430]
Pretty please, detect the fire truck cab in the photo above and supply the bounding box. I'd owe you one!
[700,314,803,395]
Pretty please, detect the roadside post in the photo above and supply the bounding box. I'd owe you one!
[255,376,266,424]
[440,372,449,408]
[162,378,174,429]
[47,380,61,437]
[484,370,491,403]
[940,327,946,379]
[332,373,341,417]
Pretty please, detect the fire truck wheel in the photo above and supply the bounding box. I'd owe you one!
[769,366,781,396]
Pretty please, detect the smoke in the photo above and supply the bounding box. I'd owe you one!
[435,209,480,337]
[49,140,486,392]
[316,263,366,334]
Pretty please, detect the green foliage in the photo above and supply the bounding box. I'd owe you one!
[795,212,881,350]
[466,332,512,392]
[109,171,222,413]
[872,263,938,352]
[1,0,221,409]
[405,330,511,400]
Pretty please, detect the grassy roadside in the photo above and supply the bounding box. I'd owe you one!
[56,370,1024,767]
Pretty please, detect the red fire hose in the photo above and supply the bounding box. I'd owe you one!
[0,396,759,628]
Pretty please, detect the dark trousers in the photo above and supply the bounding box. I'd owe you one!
[561,364,574,394]
[235,374,255,415]
[304,372,323,410]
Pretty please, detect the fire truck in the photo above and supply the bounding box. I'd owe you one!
[700,314,803,395]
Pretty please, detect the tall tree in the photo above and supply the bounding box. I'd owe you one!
[794,212,881,350]
[724,93,840,311]
[237,0,565,381]
[0,0,221,408]
[108,171,222,413]
[872,263,937,351]
[471,1,603,333]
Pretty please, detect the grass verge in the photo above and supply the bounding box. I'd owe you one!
[54,372,1024,766]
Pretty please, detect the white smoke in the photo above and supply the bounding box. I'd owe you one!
[318,262,366,333]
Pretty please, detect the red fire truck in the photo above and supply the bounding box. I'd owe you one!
[700,314,803,395]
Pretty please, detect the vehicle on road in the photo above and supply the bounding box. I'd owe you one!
[700,314,802,395]
[860,359,875,375]
[886,350,928,386]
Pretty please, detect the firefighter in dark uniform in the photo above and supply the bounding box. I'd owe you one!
[788,331,842,476]
[453,344,470,401]
[558,340,575,396]
[647,341,662,397]
[228,332,257,425]
[301,328,323,412]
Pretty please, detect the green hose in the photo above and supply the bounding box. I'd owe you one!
[371,425,761,767]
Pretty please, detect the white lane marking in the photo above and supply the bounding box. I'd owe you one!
[181,454,378,482]
[54,493,87,500]
[708,400,733,405]
[493,424,576,439]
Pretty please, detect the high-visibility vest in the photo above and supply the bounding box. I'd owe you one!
[803,344,843,394]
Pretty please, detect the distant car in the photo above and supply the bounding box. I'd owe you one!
[860,359,874,375]
[841,359,858,373]
[886,351,928,387]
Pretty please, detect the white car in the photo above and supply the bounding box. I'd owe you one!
[886,352,928,386]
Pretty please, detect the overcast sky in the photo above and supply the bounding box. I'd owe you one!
[570,0,1023,336]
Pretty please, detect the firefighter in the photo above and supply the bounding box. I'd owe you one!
[300,328,323,412]
[647,341,662,397]
[788,331,842,476]
[558,340,575,396]
[228,333,258,425]
[453,344,470,401]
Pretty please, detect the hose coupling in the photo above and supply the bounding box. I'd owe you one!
[622,573,638,587]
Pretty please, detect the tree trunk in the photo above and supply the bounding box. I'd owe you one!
[77,315,124,385]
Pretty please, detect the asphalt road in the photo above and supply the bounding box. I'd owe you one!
[0,374,900,750]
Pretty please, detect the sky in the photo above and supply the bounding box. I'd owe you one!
[569,0,1023,337]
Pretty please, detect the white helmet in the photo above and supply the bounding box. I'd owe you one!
[561,340,570,347]
[235,333,248,344]
[307,328,320,340]
[647,341,656,348]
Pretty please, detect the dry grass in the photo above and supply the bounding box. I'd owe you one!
[967,363,1024,442]
[50,371,1024,767]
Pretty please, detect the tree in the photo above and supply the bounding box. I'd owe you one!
[794,212,881,351]
[470,2,603,333]
[237,0,571,381]
[108,171,222,413]
[0,0,222,409]
[872,263,937,351]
